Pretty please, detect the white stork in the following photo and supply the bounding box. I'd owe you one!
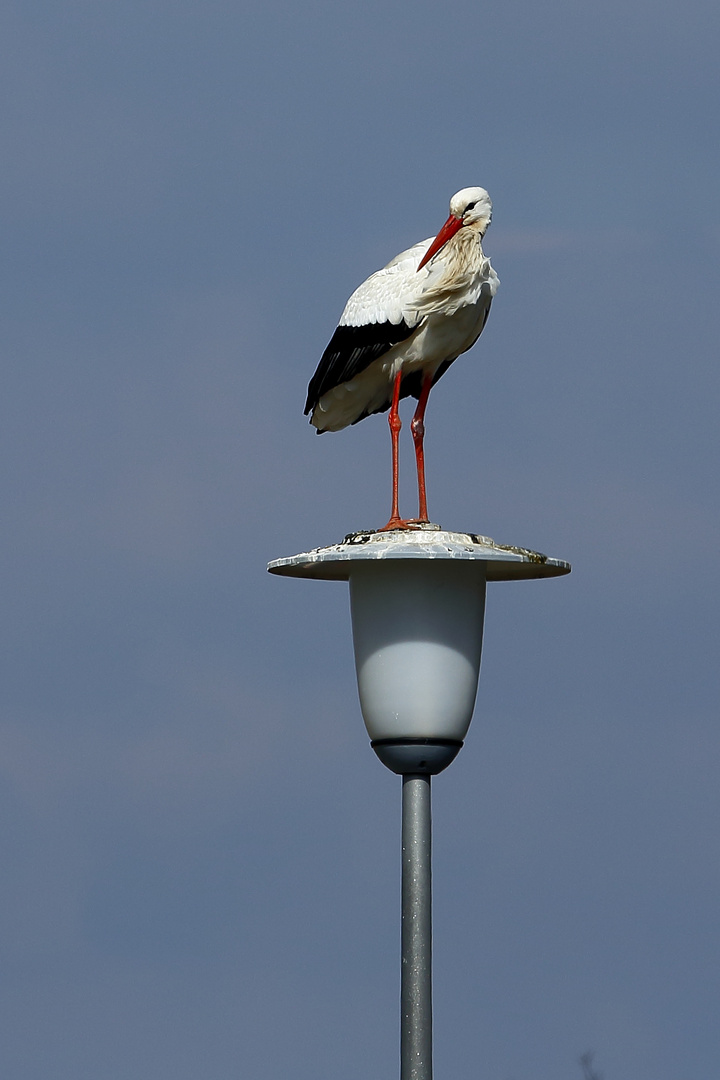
[305,186,499,530]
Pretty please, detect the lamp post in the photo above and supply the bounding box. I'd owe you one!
[268,525,569,1080]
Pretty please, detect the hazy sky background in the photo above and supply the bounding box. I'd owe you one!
[1,2,719,1078]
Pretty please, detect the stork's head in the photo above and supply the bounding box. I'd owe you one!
[417,186,493,271]
[449,186,493,232]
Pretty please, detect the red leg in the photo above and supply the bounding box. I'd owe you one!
[410,374,433,523]
[379,371,406,531]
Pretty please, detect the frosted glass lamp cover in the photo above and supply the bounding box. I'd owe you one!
[349,560,486,770]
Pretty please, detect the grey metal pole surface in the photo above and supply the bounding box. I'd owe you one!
[401,774,433,1080]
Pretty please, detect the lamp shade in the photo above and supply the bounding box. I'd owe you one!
[349,560,486,773]
[269,527,570,773]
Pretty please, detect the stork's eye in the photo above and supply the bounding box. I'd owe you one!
[464,201,476,213]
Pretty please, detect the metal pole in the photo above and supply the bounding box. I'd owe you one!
[401,774,433,1080]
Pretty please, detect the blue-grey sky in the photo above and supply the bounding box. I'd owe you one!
[1,2,719,1078]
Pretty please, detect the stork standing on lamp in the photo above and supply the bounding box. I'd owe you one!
[305,187,499,530]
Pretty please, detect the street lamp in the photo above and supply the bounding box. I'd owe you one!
[268,525,570,1080]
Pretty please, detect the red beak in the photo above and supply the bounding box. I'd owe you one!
[417,214,464,271]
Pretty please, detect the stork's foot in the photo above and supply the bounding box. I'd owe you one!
[378,516,430,532]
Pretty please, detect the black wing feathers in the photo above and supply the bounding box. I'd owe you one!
[304,319,415,415]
